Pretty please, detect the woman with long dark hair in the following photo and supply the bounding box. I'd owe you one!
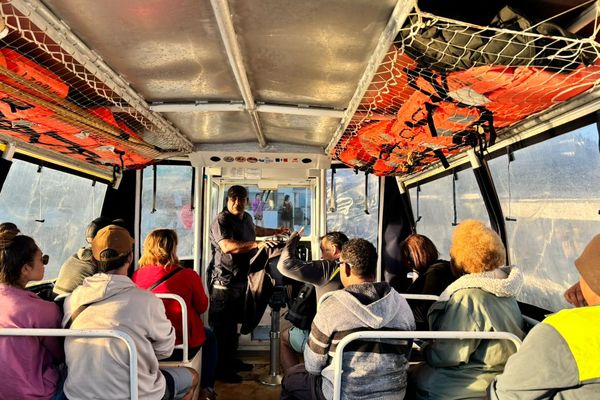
[400,234,457,330]
[0,230,64,400]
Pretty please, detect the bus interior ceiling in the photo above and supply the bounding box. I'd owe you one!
[0,0,599,394]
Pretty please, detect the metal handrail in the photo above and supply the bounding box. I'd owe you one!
[332,330,523,400]
[0,328,139,399]
[318,291,440,308]
[156,293,189,362]
[522,315,540,327]
[400,294,440,301]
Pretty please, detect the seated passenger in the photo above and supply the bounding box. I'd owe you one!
[0,222,19,234]
[133,228,217,400]
[53,216,117,297]
[488,233,600,399]
[277,228,348,373]
[0,230,64,400]
[409,220,524,400]
[281,238,416,400]
[400,233,457,330]
[62,225,198,400]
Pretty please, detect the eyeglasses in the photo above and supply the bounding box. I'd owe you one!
[336,260,353,269]
[41,254,49,265]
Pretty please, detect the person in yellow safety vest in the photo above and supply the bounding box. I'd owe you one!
[488,234,600,399]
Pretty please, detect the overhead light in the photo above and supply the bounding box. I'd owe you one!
[0,17,8,40]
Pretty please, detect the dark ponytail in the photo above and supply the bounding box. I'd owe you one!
[0,231,38,286]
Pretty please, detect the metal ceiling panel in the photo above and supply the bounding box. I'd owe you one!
[42,0,241,102]
[165,111,256,143]
[260,113,341,147]
[231,0,398,108]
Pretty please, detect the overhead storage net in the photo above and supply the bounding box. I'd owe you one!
[0,2,192,172]
[334,4,600,177]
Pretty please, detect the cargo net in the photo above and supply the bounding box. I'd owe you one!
[334,3,600,177]
[0,2,192,171]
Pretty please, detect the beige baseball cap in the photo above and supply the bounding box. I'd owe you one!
[92,224,134,262]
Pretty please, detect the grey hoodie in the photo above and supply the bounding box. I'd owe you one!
[62,273,175,400]
[304,282,415,400]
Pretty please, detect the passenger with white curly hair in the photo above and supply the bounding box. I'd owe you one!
[409,219,525,400]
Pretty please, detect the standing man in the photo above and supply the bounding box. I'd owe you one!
[209,185,288,383]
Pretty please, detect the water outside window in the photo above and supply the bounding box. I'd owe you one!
[489,124,600,311]
[141,165,195,258]
[0,158,107,279]
[410,169,489,257]
[215,185,313,236]
[326,169,379,246]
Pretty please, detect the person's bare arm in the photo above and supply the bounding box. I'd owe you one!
[218,238,278,254]
[256,226,290,237]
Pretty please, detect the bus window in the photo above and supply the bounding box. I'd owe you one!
[141,165,194,258]
[410,175,453,256]
[214,185,313,236]
[409,170,488,257]
[455,169,488,224]
[327,169,379,246]
[0,158,107,280]
[489,124,600,311]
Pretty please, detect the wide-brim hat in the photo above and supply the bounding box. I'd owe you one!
[575,234,600,295]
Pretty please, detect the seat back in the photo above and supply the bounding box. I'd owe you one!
[331,330,523,400]
[0,328,139,399]
[155,293,189,362]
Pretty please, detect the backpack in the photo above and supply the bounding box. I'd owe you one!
[285,283,317,330]
[398,6,597,73]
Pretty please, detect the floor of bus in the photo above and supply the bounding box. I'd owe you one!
[215,351,281,400]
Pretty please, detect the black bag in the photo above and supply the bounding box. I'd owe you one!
[285,283,317,330]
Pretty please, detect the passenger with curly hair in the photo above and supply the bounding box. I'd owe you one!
[409,220,525,400]
[0,230,64,400]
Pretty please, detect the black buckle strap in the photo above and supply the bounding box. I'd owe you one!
[148,267,183,291]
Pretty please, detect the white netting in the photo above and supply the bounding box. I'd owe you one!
[0,1,192,170]
[334,3,600,176]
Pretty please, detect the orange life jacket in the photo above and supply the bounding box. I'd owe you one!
[335,55,600,176]
[0,49,153,169]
